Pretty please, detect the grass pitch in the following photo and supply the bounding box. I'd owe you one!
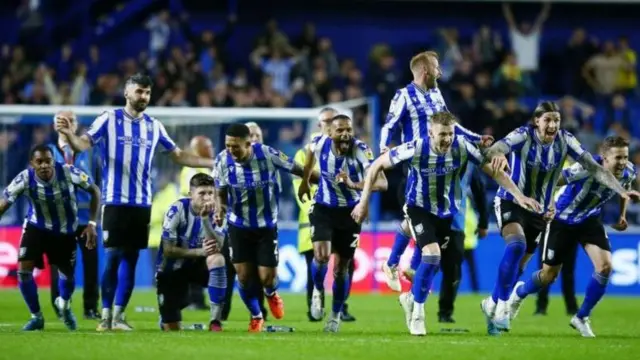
[0,290,638,360]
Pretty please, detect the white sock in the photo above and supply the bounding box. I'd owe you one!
[113,306,124,320]
[101,308,111,320]
[210,303,222,322]
[485,297,497,314]
[59,298,70,310]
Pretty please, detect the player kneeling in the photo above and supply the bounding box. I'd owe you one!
[506,136,640,337]
[156,173,227,332]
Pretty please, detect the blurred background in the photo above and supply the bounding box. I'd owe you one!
[1,0,640,295]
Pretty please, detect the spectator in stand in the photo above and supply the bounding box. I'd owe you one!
[472,25,504,72]
[251,45,299,96]
[491,97,528,141]
[566,28,599,98]
[617,36,637,98]
[493,52,531,97]
[583,41,631,105]
[606,94,633,131]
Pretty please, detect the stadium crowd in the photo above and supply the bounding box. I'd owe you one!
[1,3,639,224]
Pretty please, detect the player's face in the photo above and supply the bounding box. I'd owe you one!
[225,135,251,161]
[423,58,441,88]
[190,185,215,211]
[248,126,263,144]
[31,150,55,180]
[318,111,336,136]
[125,84,151,112]
[603,146,629,178]
[534,112,561,144]
[331,119,353,153]
[429,123,455,153]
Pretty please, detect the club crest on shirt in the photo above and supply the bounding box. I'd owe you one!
[364,148,374,161]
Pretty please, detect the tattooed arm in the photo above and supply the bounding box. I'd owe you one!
[577,153,628,197]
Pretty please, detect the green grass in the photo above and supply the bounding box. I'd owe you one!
[0,290,639,360]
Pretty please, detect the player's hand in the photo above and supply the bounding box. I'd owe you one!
[476,228,488,239]
[54,115,72,135]
[82,223,98,250]
[515,195,542,214]
[297,181,312,203]
[380,147,390,154]
[199,201,215,217]
[351,203,368,224]
[480,135,495,148]
[611,216,628,232]
[542,204,556,223]
[213,207,225,226]
[203,238,220,255]
[336,171,355,189]
[490,155,509,175]
[625,190,640,202]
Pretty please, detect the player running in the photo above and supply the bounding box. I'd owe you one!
[482,101,635,335]
[506,136,640,337]
[352,112,539,336]
[297,114,387,332]
[0,145,100,331]
[380,51,493,292]
[213,123,319,332]
[156,173,227,332]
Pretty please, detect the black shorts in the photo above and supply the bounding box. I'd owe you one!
[18,223,77,272]
[156,261,208,323]
[228,224,278,267]
[310,203,362,259]
[494,198,546,254]
[403,205,453,249]
[101,205,151,250]
[542,217,611,267]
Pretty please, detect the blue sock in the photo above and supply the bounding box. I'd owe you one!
[577,272,609,319]
[387,227,411,267]
[57,271,75,301]
[264,281,278,297]
[238,283,262,317]
[114,250,139,308]
[410,246,421,271]
[516,270,543,298]
[493,267,525,302]
[18,271,41,315]
[101,249,121,309]
[332,272,350,313]
[411,255,441,304]
[492,235,526,301]
[311,259,328,291]
[207,266,227,305]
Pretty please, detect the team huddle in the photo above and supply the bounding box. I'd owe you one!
[1,51,638,337]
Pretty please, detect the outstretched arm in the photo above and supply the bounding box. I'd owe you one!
[577,153,628,196]
[359,153,394,208]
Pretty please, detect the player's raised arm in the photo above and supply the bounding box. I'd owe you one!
[55,111,109,152]
[380,90,408,152]
[212,154,228,226]
[574,144,629,199]
[162,203,207,258]
[0,170,27,217]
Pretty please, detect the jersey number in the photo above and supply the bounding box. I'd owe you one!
[351,234,359,248]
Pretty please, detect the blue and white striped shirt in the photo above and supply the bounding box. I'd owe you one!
[389,136,484,218]
[213,143,294,229]
[48,143,94,225]
[555,157,637,224]
[157,198,226,273]
[495,126,586,212]
[3,163,93,234]
[311,135,374,208]
[380,83,482,148]
[86,109,176,207]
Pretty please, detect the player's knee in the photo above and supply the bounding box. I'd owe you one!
[540,267,559,284]
[504,233,526,245]
[18,261,35,272]
[206,253,225,268]
[333,259,349,278]
[17,269,34,283]
[314,252,330,264]
[400,220,411,236]
[597,261,612,276]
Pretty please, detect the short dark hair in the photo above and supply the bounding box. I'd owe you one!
[190,173,215,188]
[431,111,458,126]
[531,101,560,126]
[331,114,352,122]
[226,123,250,138]
[30,144,53,160]
[126,73,153,88]
[601,136,630,152]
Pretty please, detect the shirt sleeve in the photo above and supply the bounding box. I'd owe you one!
[2,170,28,203]
[380,90,408,148]
[66,165,93,190]
[389,140,418,166]
[497,126,529,153]
[156,121,177,152]
[463,138,485,165]
[264,145,294,172]
[564,131,587,161]
[354,141,375,171]
[86,111,110,145]
[561,162,589,184]
[161,202,182,243]
[213,153,228,189]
